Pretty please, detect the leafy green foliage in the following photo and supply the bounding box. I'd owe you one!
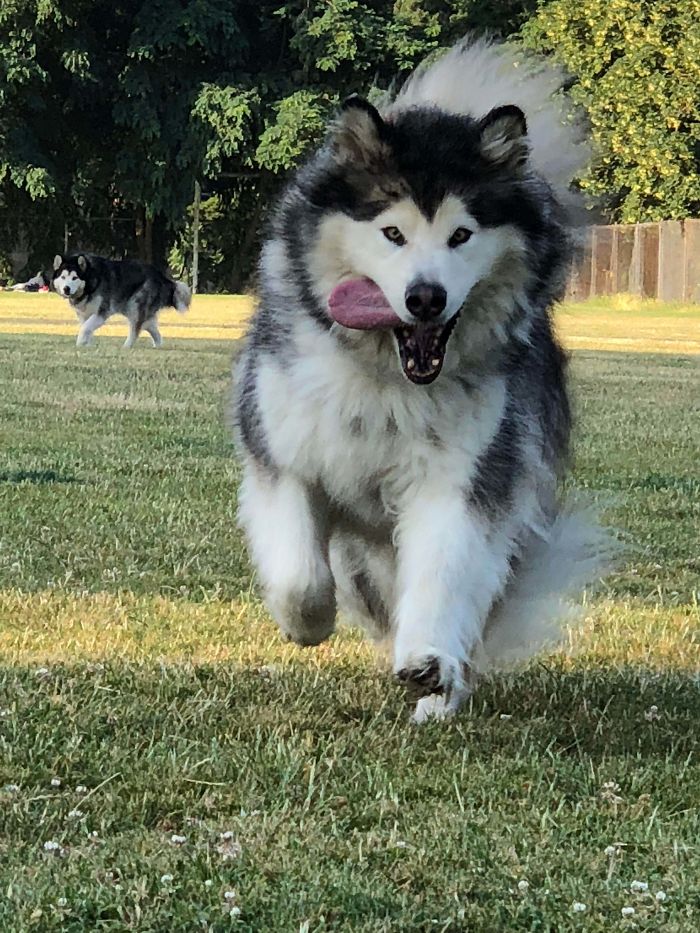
[0,0,596,285]
[524,0,700,221]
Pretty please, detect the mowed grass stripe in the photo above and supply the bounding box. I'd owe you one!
[2,291,699,353]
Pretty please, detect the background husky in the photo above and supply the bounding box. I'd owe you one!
[52,253,191,347]
[234,38,605,722]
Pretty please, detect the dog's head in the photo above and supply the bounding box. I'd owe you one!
[305,97,546,383]
[52,254,88,299]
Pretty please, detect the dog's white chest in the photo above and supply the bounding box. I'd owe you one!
[254,338,505,505]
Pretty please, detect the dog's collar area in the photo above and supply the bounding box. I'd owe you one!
[393,311,460,384]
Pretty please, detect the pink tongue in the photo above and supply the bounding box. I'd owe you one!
[328,278,401,330]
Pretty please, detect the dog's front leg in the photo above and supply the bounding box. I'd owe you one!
[76,313,106,347]
[238,465,336,646]
[393,490,510,722]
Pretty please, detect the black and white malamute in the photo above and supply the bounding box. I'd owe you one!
[51,253,191,347]
[234,38,606,722]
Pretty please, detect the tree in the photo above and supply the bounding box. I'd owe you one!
[523,0,700,222]
[1,0,538,286]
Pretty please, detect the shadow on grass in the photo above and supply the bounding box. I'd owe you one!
[0,660,696,765]
[0,469,82,485]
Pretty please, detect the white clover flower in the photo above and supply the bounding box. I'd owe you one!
[604,845,617,857]
[160,873,174,885]
[75,785,87,795]
[644,705,660,722]
[229,906,241,918]
[4,784,20,793]
[56,898,67,908]
[572,902,587,913]
[630,880,648,893]
[67,809,84,820]
[0,708,11,718]
[517,880,529,893]
[204,879,214,888]
[35,667,50,677]
[224,890,237,901]
[600,781,624,804]
[170,834,187,845]
[43,840,60,852]
[621,906,635,917]
[50,777,61,788]
[216,833,242,861]
[655,891,667,902]
[499,713,512,721]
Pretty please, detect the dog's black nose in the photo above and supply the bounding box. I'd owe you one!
[63,286,70,295]
[405,283,447,321]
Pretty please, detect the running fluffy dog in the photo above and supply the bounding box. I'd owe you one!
[234,38,604,721]
[52,253,191,347]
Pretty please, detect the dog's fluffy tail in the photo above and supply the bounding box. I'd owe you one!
[172,280,191,313]
[475,503,615,671]
[387,37,588,200]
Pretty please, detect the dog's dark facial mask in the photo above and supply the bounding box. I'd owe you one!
[322,98,530,385]
[52,254,88,299]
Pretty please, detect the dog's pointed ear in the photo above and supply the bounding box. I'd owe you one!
[53,255,62,271]
[478,105,529,169]
[77,254,87,273]
[330,95,389,166]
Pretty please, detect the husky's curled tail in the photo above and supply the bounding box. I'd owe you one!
[388,37,589,202]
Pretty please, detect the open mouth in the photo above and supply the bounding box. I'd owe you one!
[327,277,457,385]
[393,314,459,385]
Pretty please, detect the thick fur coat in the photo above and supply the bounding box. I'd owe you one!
[52,253,190,347]
[234,38,603,721]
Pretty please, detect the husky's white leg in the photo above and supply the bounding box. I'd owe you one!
[76,314,106,347]
[123,318,139,349]
[238,464,336,646]
[143,319,163,348]
[393,489,510,720]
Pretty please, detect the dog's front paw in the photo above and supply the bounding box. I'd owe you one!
[272,586,337,648]
[395,656,443,699]
[395,654,475,722]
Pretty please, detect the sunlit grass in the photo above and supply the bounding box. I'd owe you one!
[2,290,699,353]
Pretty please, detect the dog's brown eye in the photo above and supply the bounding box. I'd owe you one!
[448,227,473,248]
[382,226,406,246]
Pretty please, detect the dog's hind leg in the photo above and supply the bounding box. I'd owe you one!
[238,464,336,646]
[142,319,163,348]
[76,314,106,347]
[330,535,394,638]
[123,318,140,349]
[392,492,511,721]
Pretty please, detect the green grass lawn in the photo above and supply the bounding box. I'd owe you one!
[0,333,698,931]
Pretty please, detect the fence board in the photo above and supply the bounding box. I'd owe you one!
[684,220,700,303]
[566,219,699,302]
[658,221,684,301]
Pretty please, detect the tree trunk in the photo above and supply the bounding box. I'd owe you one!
[134,209,168,270]
[229,195,265,293]
[150,214,169,271]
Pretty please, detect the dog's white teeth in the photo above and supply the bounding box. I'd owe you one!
[431,358,441,368]
[406,358,415,370]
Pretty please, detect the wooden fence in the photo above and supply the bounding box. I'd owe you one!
[567,219,700,302]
